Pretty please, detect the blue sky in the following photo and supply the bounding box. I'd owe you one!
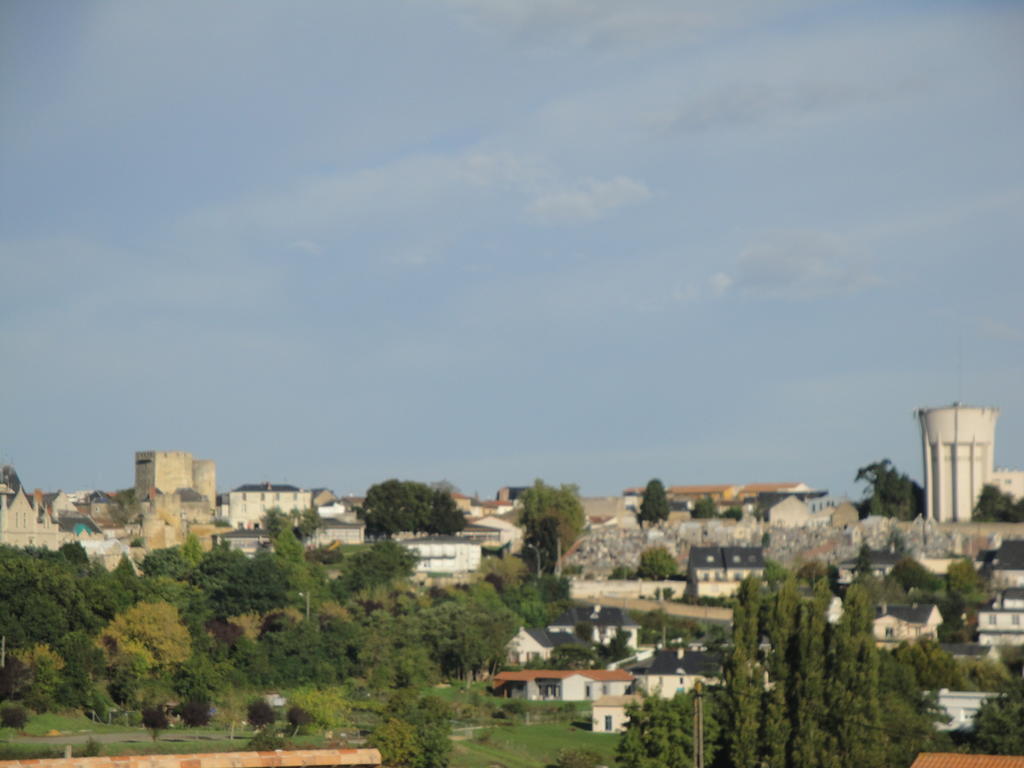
[2,0,1022,500]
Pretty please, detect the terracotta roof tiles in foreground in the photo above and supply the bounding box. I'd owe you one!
[0,748,382,768]
[910,754,1024,768]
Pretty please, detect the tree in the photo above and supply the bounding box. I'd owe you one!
[889,557,942,593]
[972,680,1024,755]
[637,547,677,580]
[181,700,212,727]
[14,643,65,712]
[247,699,276,730]
[426,489,465,535]
[336,540,417,595]
[973,484,1024,523]
[760,576,798,768]
[262,507,289,537]
[854,459,922,520]
[947,558,981,598]
[0,703,28,730]
[518,480,584,573]
[723,577,764,768]
[287,705,313,735]
[691,495,716,519]
[142,706,168,741]
[98,601,191,674]
[637,479,669,527]
[370,717,418,768]
[617,692,716,768]
[295,508,323,541]
[789,579,831,768]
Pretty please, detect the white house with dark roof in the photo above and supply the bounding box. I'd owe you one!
[228,482,312,529]
[686,546,765,597]
[506,627,587,664]
[981,540,1024,588]
[629,648,722,698]
[401,535,481,574]
[547,604,639,648]
[214,528,272,556]
[837,549,905,586]
[872,603,942,646]
[977,588,1024,645]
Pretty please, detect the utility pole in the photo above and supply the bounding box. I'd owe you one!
[1,635,5,668]
[693,680,704,768]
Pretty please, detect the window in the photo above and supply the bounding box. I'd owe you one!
[605,716,613,732]
[602,684,609,695]
[988,615,997,625]
[885,627,894,639]
[1013,615,1020,626]
[585,684,592,698]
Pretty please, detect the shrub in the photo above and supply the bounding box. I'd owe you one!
[287,705,312,733]
[141,706,168,741]
[81,738,101,757]
[247,728,288,751]
[556,747,601,768]
[181,700,212,727]
[247,699,276,729]
[0,704,28,730]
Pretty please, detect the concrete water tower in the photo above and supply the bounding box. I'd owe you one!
[917,403,999,522]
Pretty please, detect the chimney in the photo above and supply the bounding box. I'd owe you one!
[34,488,43,508]
[676,648,685,660]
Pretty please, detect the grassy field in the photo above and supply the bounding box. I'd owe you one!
[451,724,619,768]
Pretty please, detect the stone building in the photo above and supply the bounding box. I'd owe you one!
[134,450,216,515]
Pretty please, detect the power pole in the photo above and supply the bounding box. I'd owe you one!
[693,681,704,768]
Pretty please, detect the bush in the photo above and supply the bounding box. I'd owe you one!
[555,747,601,768]
[81,738,101,757]
[247,728,288,751]
[141,706,168,741]
[287,705,312,732]
[247,699,276,729]
[0,704,28,730]
[181,700,212,727]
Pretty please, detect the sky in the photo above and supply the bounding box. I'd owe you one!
[2,0,1023,501]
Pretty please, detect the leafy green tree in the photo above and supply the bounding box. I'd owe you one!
[181,700,212,727]
[141,547,192,580]
[723,576,764,768]
[854,459,922,520]
[0,703,28,730]
[247,699,276,729]
[889,557,942,593]
[760,576,798,768]
[295,508,323,541]
[549,644,597,670]
[972,680,1024,754]
[692,495,716,519]
[262,507,289,537]
[59,541,89,565]
[636,546,677,580]
[335,541,417,596]
[426,490,465,535]
[370,717,418,768]
[142,706,168,741]
[637,478,669,527]
[518,480,584,573]
[973,484,1024,522]
[947,558,981,597]
[617,692,715,768]
[789,579,831,768]
[15,643,65,712]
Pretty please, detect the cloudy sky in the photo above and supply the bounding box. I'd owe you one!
[3,0,1023,501]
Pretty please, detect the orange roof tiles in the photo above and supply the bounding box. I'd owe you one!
[0,749,382,768]
[910,754,1024,768]
[740,482,801,492]
[667,484,736,495]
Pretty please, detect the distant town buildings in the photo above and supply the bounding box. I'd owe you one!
[227,482,312,529]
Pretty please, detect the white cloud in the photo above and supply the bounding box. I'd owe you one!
[713,230,879,300]
[527,176,650,223]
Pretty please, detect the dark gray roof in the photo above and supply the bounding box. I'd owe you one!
[175,488,206,502]
[689,546,764,571]
[522,628,584,649]
[633,649,722,677]
[234,482,302,493]
[549,605,638,628]
[689,547,724,570]
[57,515,102,535]
[993,540,1024,570]
[0,465,23,494]
[322,518,363,529]
[875,603,937,624]
[940,643,992,659]
[1004,587,1024,600]
[839,549,905,569]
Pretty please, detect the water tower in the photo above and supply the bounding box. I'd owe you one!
[917,404,999,522]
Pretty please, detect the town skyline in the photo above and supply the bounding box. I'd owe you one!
[3,1,1023,501]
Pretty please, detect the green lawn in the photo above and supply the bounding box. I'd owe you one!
[451,724,619,768]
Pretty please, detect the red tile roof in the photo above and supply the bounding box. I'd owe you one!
[910,755,1024,768]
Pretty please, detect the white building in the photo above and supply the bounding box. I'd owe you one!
[935,689,999,732]
[977,588,1024,646]
[917,404,1024,522]
[227,482,312,529]
[592,694,642,733]
[401,535,481,574]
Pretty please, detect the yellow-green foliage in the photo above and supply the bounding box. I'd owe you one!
[98,600,191,671]
[14,643,65,671]
[288,686,352,731]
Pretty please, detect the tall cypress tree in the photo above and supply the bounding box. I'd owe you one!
[760,576,798,768]
[826,583,884,768]
[724,576,764,768]
[789,578,830,768]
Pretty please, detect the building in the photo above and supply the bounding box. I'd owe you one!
[629,648,721,698]
[592,694,642,733]
[401,536,481,574]
[1,471,62,550]
[764,496,829,528]
[506,627,587,664]
[980,540,1024,588]
[214,528,272,556]
[315,518,365,547]
[227,482,312,529]
[547,605,640,648]
[134,451,216,515]
[977,588,1024,646]
[934,689,1000,732]
[837,548,904,586]
[873,603,942,646]
[492,669,634,701]
[686,546,765,597]
[917,404,1024,522]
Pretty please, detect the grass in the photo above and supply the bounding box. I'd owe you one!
[451,723,619,768]
[0,712,130,739]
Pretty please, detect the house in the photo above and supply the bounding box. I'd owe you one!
[506,627,587,664]
[315,518,365,547]
[939,643,999,661]
[1,468,62,550]
[934,689,1000,732]
[873,603,942,646]
[977,588,1024,646]
[837,549,904,586]
[464,514,522,552]
[828,501,860,527]
[981,540,1024,588]
[57,514,104,542]
[547,605,640,648]
[592,694,642,733]
[401,536,481,574]
[227,482,313,529]
[629,648,722,698]
[686,546,765,597]
[765,496,825,528]
[492,669,634,701]
[214,528,272,556]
